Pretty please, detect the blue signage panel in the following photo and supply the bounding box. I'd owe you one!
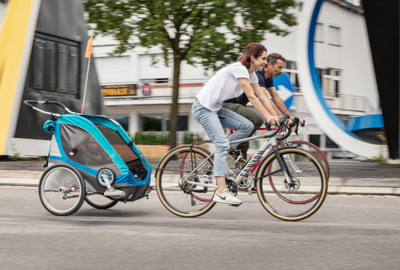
[272,72,295,109]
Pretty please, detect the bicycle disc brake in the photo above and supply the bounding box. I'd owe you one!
[285,178,300,192]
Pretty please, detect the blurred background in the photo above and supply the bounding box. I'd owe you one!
[0,0,397,161]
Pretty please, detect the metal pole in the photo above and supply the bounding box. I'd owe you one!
[81,57,91,114]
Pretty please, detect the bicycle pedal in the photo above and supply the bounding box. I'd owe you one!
[229,204,241,207]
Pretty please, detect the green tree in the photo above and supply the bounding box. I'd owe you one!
[85,0,296,149]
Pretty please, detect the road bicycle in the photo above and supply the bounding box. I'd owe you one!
[155,116,328,221]
[193,123,330,184]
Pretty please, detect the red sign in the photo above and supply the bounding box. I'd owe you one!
[142,83,151,96]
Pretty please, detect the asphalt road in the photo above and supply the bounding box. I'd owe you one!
[0,187,399,269]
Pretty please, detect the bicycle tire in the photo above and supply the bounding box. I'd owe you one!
[256,148,328,221]
[39,164,86,216]
[156,145,216,218]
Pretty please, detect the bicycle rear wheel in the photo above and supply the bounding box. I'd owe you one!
[256,148,327,221]
[156,145,216,217]
[39,164,86,216]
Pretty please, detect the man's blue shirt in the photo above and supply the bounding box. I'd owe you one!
[224,69,274,106]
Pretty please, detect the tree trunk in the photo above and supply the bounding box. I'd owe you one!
[169,54,182,149]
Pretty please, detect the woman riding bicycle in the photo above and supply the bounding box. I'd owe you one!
[191,43,279,206]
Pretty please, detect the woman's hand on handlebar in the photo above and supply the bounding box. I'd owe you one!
[266,115,280,126]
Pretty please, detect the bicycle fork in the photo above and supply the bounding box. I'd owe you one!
[271,145,295,183]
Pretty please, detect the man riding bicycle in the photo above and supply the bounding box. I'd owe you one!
[223,53,295,161]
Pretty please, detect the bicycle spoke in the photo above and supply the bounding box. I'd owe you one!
[157,147,216,217]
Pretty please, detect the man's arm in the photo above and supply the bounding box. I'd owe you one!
[270,98,284,116]
[252,83,279,116]
[239,78,279,125]
[263,86,294,119]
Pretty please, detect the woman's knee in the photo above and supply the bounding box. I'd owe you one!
[242,121,254,133]
[215,138,230,152]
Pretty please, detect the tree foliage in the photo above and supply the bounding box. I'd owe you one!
[85,0,297,147]
[85,0,296,68]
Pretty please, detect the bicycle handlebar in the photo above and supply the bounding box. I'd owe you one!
[277,117,300,141]
[24,100,78,117]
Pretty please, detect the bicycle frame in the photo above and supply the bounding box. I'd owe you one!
[198,126,326,180]
[184,132,293,189]
[196,127,291,180]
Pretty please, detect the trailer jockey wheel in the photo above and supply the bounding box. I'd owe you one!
[97,168,116,187]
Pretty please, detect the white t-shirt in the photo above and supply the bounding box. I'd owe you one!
[196,62,259,111]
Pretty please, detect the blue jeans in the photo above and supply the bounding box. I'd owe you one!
[191,99,254,177]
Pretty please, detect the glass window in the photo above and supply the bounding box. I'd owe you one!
[141,78,169,84]
[142,116,162,131]
[142,114,188,132]
[284,61,300,92]
[321,68,341,98]
[334,80,340,97]
[111,116,130,132]
[309,135,320,147]
[317,68,323,88]
[32,38,45,89]
[329,25,341,45]
[166,115,188,131]
[326,135,339,148]
[29,34,80,97]
[45,41,55,91]
[315,23,323,42]
[298,1,303,11]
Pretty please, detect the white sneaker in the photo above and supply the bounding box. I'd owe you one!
[213,189,242,205]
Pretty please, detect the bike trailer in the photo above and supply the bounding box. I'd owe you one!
[46,113,152,202]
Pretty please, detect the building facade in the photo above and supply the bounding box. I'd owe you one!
[92,0,377,157]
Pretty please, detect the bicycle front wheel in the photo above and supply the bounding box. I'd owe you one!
[39,164,86,216]
[156,145,216,218]
[256,148,327,221]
